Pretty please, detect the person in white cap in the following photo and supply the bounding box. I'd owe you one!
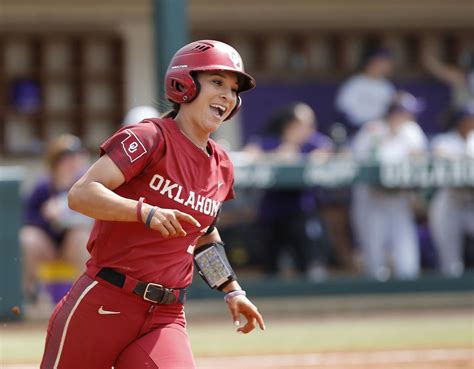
[351,91,428,280]
[429,101,474,277]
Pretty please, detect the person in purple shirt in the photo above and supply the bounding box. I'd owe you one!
[244,102,333,280]
[21,134,92,302]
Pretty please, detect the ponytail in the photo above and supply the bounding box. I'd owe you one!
[161,103,180,119]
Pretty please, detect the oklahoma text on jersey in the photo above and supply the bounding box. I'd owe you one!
[149,173,221,217]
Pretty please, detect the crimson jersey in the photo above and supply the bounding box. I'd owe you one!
[85,118,235,288]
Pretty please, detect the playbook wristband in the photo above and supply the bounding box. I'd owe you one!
[136,197,145,223]
[224,289,246,303]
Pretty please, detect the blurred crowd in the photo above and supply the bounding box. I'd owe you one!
[20,134,93,303]
[19,44,473,305]
[19,106,161,305]
[222,44,474,282]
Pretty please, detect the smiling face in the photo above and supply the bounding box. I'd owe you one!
[177,71,239,135]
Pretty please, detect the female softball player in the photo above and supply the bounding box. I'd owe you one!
[40,40,265,369]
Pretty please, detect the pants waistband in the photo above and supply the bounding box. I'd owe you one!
[96,268,186,305]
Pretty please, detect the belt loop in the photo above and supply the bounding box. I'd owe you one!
[88,265,102,279]
[123,274,139,294]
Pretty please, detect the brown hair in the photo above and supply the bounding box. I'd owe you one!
[160,103,180,119]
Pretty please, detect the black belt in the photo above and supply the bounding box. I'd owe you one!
[97,268,186,305]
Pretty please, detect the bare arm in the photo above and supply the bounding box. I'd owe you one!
[68,154,200,236]
[422,53,466,87]
[68,154,136,221]
[195,228,265,333]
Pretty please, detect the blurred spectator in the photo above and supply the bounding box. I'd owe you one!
[422,44,474,110]
[20,134,92,302]
[335,46,396,138]
[122,105,160,126]
[351,92,428,280]
[428,102,474,277]
[244,102,333,281]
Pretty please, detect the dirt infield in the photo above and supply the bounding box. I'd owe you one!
[2,349,473,369]
[196,349,474,369]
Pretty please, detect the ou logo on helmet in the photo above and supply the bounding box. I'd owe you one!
[228,50,242,70]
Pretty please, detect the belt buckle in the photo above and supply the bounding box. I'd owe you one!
[143,282,164,303]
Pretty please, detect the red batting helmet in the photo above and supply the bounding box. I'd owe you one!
[165,40,256,120]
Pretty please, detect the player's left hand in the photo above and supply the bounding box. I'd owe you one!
[226,295,265,334]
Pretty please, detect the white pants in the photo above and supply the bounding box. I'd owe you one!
[428,189,474,277]
[352,185,420,280]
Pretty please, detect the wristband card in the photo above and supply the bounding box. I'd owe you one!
[194,246,232,288]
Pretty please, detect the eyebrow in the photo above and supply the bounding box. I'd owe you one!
[209,72,239,87]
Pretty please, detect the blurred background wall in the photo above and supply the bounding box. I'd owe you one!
[1,0,473,319]
[1,0,473,160]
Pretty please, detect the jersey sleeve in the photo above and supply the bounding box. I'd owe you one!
[216,146,236,202]
[100,121,163,182]
[225,178,236,201]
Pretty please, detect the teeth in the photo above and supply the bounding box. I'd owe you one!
[210,104,227,115]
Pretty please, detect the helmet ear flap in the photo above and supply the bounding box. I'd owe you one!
[225,95,242,121]
[167,73,199,104]
[189,75,201,103]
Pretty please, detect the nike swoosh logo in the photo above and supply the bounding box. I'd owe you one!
[98,305,121,315]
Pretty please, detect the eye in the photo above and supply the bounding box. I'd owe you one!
[212,79,223,87]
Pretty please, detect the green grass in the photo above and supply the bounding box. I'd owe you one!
[2,311,472,364]
[188,313,474,356]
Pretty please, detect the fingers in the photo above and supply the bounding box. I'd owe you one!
[254,310,266,331]
[161,219,177,236]
[230,306,241,327]
[154,223,170,238]
[169,218,187,237]
[237,316,256,334]
[232,303,266,334]
[175,211,201,227]
[151,212,175,237]
[148,208,199,237]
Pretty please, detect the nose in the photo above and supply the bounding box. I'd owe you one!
[220,88,237,107]
[221,88,231,99]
